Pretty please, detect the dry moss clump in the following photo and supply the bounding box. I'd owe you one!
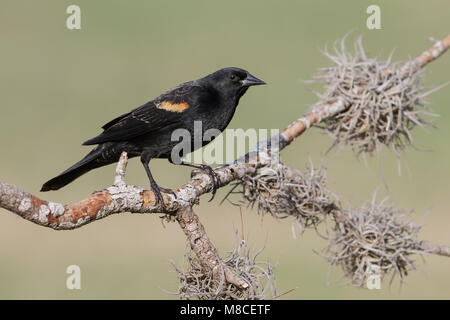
[173,239,276,300]
[312,36,437,156]
[323,197,425,287]
[239,161,336,231]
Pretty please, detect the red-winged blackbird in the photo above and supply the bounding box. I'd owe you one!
[41,67,265,207]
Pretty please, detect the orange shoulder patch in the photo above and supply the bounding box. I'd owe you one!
[156,101,189,113]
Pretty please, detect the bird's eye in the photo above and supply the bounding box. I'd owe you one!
[230,74,239,82]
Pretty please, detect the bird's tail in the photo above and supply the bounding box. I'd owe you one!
[40,144,118,192]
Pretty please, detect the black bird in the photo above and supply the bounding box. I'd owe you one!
[41,67,266,207]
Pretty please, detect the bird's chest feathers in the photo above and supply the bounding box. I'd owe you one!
[189,103,237,133]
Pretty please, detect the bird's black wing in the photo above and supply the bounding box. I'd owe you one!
[83,81,202,145]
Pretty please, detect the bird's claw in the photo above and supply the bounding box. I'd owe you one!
[160,187,177,199]
[201,166,220,202]
[151,185,176,211]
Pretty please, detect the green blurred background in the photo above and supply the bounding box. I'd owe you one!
[0,0,449,299]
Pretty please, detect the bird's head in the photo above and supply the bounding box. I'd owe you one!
[202,67,266,103]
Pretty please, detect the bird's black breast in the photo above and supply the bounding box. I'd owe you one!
[190,85,240,130]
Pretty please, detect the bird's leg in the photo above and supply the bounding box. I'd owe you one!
[140,155,175,210]
[174,160,220,202]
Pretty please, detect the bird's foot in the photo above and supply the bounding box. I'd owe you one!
[198,165,220,202]
[177,160,220,202]
[150,184,176,211]
[159,187,177,199]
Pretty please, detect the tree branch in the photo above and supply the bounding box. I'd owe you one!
[176,205,249,288]
[420,241,450,258]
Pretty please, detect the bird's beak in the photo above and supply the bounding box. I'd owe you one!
[242,73,266,87]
